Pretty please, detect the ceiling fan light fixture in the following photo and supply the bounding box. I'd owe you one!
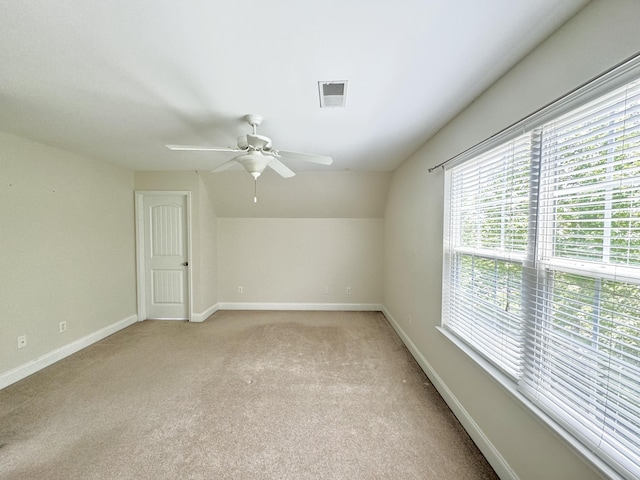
[319,81,348,108]
[235,151,269,178]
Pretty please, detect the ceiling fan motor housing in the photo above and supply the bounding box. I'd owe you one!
[245,133,272,150]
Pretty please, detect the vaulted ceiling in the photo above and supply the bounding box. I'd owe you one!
[1,1,589,177]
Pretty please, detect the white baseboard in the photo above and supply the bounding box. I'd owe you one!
[191,303,219,323]
[0,314,139,391]
[217,302,382,311]
[380,306,518,480]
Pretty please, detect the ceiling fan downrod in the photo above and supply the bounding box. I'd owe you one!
[245,114,262,136]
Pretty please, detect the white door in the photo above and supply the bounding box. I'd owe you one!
[140,193,190,320]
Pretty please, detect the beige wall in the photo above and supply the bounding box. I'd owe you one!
[197,175,218,313]
[137,171,387,309]
[201,170,391,218]
[0,131,136,375]
[134,171,219,317]
[218,218,383,306]
[383,1,640,479]
[205,170,388,308]
[4,1,637,475]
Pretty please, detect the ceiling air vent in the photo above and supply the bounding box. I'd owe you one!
[319,81,348,108]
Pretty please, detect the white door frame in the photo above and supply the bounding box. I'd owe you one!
[135,191,193,321]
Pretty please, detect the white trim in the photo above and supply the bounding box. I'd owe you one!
[186,193,193,321]
[0,314,138,391]
[191,303,220,322]
[135,193,146,321]
[380,306,519,480]
[218,302,382,311]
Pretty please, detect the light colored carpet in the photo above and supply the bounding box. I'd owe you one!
[0,311,498,479]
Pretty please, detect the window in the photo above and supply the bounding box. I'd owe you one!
[443,70,640,480]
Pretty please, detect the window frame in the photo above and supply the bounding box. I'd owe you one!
[441,55,640,480]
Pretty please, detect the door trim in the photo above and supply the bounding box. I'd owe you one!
[135,191,193,321]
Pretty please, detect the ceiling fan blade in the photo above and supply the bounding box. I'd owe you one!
[267,157,296,178]
[165,144,242,152]
[211,159,239,173]
[276,150,333,165]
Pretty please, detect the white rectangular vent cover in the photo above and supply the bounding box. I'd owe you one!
[319,81,348,108]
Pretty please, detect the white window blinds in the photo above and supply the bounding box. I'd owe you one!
[443,135,531,378]
[443,75,640,480]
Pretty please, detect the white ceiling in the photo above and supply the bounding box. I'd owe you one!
[0,0,589,173]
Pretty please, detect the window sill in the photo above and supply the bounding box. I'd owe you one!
[436,326,626,480]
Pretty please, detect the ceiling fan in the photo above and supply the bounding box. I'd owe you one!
[166,114,333,202]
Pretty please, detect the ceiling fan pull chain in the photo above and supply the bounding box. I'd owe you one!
[254,177,258,203]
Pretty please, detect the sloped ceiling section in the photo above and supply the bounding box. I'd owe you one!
[202,171,392,218]
[0,1,589,174]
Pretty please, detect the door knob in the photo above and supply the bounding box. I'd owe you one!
[182,262,189,266]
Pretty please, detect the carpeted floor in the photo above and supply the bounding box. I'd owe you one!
[0,311,498,479]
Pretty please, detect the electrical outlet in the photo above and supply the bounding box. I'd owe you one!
[324,287,329,295]
[17,335,26,349]
[59,321,67,333]
[346,287,352,295]
[238,286,244,294]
